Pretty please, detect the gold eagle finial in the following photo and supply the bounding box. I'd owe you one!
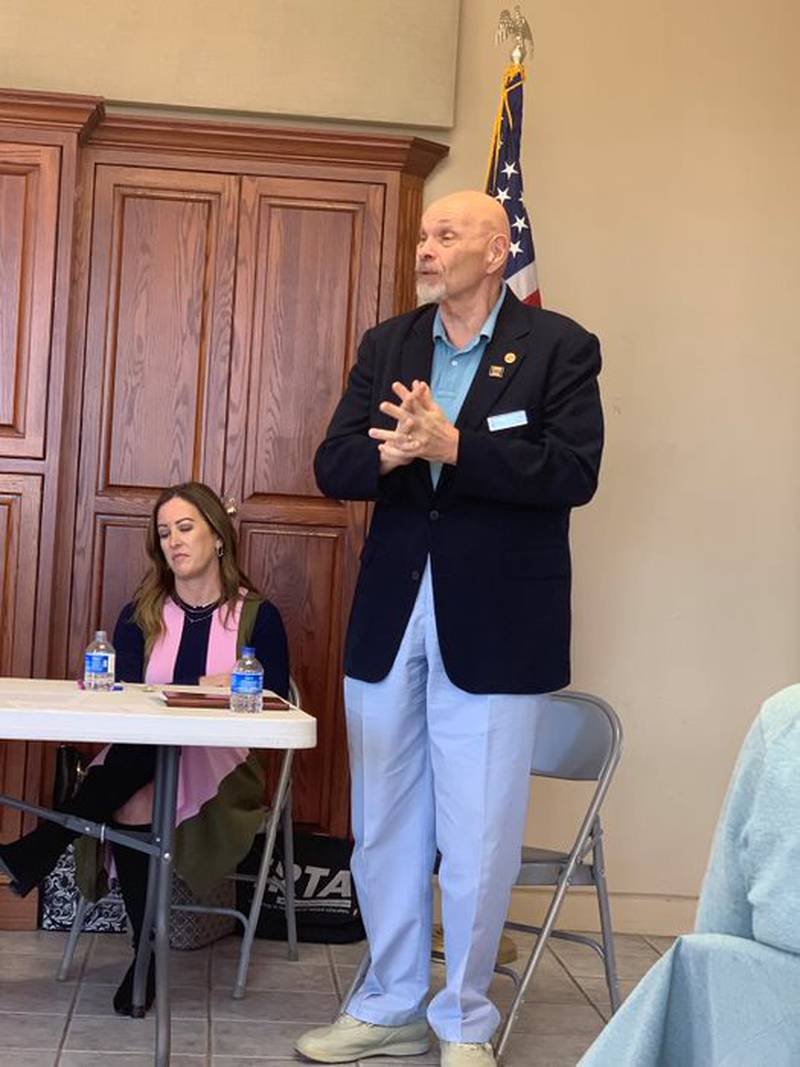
[495,6,534,65]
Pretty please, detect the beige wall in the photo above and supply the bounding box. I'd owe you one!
[437,0,800,933]
[0,0,459,126]
[7,0,800,931]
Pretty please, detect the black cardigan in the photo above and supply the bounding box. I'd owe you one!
[113,598,290,698]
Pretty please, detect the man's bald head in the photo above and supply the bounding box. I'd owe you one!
[416,190,511,307]
[424,191,511,243]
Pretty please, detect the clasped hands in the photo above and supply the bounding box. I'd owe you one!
[369,381,459,476]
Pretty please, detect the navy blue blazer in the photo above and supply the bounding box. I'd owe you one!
[314,291,604,694]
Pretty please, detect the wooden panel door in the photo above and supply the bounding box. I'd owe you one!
[0,474,43,920]
[0,96,103,928]
[66,165,240,672]
[225,176,385,834]
[0,143,60,459]
[0,474,42,843]
[0,144,56,849]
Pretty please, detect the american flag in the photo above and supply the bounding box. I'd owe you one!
[486,64,541,306]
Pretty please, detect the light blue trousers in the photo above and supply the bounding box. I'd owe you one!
[345,566,540,1042]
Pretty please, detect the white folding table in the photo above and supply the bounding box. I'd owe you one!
[0,677,317,1066]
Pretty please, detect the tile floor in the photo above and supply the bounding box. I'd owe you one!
[0,927,673,1066]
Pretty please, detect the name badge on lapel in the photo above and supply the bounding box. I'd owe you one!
[487,409,529,432]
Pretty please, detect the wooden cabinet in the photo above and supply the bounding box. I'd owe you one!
[0,92,104,926]
[0,92,446,924]
[0,137,58,926]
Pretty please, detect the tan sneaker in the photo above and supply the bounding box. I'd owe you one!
[295,1013,430,1063]
[440,1041,496,1067]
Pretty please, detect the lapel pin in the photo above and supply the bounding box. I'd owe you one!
[504,352,518,365]
[488,365,505,379]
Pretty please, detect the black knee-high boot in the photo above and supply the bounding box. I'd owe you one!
[111,827,156,1017]
[0,744,158,897]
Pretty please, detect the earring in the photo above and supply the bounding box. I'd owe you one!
[216,544,224,558]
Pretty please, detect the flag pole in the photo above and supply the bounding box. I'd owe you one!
[486,5,541,307]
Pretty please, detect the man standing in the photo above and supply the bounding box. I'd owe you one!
[296,191,603,1067]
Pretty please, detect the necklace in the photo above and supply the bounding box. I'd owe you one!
[171,591,222,625]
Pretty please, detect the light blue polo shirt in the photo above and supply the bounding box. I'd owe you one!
[429,284,507,486]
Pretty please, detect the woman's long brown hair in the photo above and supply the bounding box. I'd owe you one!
[133,482,258,656]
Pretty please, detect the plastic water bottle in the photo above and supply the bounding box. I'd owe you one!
[230,647,264,714]
[84,630,116,691]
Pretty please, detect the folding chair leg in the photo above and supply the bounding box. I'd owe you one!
[232,749,294,999]
[56,892,89,981]
[337,948,371,1019]
[494,873,574,1066]
[593,824,621,1014]
[281,782,298,962]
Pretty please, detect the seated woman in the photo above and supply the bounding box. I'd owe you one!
[578,683,800,1066]
[0,481,289,1016]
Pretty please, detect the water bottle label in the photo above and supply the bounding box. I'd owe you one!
[85,653,113,674]
[231,672,263,695]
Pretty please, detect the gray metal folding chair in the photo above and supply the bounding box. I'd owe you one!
[57,677,302,999]
[493,689,623,1062]
[339,690,624,1065]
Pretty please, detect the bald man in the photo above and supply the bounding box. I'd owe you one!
[297,191,604,1067]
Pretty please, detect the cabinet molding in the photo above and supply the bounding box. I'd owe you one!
[91,113,447,176]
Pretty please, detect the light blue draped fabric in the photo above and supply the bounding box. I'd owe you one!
[579,683,800,1066]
